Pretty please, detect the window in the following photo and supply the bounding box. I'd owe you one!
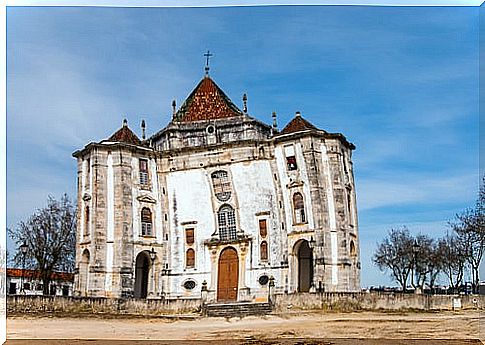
[260,241,268,261]
[23,283,31,291]
[84,206,90,235]
[350,240,357,257]
[284,145,298,171]
[293,193,306,224]
[346,186,353,226]
[183,280,196,290]
[218,205,237,241]
[139,159,149,186]
[258,275,269,285]
[36,284,43,291]
[186,248,195,268]
[141,208,153,236]
[85,158,91,187]
[185,228,194,245]
[259,219,267,238]
[286,156,297,170]
[211,171,232,201]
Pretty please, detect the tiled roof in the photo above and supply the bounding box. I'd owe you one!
[175,76,243,122]
[107,120,142,145]
[280,113,319,135]
[7,268,74,282]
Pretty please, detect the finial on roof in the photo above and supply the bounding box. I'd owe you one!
[141,120,146,140]
[295,111,301,117]
[123,118,128,127]
[172,99,177,120]
[204,50,213,76]
[242,93,248,114]
[272,111,278,129]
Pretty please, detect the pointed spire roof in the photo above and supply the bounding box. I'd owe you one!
[174,76,244,122]
[280,112,320,135]
[106,119,142,145]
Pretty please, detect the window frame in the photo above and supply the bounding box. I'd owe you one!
[141,207,153,237]
[260,241,268,262]
[293,192,306,224]
[259,219,268,238]
[139,159,149,186]
[185,228,195,245]
[186,248,195,268]
[218,205,237,241]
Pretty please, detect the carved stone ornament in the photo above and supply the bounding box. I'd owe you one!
[286,179,304,189]
[82,193,92,202]
[137,194,157,204]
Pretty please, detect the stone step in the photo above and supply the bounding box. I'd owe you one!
[203,302,272,317]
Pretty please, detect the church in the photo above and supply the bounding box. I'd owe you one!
[72,66,361,302]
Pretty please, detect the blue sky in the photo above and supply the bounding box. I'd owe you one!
[6,5,480,287]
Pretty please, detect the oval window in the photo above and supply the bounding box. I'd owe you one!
[258,275,269,285]
[183,280,196,290]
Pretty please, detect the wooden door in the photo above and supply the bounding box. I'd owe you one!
[217,247,239,302]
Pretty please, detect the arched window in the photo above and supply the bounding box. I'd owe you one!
[211,171,232,201]
[141,208,153,236]
[84,206,90,235]
[186,248,195,268]
[293,193,306,224]
[260,241,268,261]
[218,205,237,241]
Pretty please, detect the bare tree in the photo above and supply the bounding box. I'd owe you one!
[412,234,434,291]
[438,234,466,292]
[450,177,485,293]
[373,227,414,291]
[9,195,76,295]
[427,240,444,291]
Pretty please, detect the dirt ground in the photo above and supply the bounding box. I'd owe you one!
[6,310,485,343]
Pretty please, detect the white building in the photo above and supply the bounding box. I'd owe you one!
[7,268,74,296]
[73,72,361,302]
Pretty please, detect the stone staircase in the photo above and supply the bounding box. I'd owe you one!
[203,302,273,318]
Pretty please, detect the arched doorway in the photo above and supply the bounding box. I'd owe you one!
[297,240,313,292]
[79,249,90,296]
[217,247,238,302]
[134,251,150,299]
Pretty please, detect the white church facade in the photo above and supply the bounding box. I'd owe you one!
[73,73,361,301]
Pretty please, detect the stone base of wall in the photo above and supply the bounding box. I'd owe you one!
[7,292,484,317]
[272,292,485,312]
[7,295,201,316]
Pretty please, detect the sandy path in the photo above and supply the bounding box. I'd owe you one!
[6,311,484,341]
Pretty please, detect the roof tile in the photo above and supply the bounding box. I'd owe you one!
[107,121,142,145]
[280,114,320,135]
[175,76,243,122]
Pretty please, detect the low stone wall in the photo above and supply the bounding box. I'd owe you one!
[7,295,201,316]
[272,292,485,312]
[7,292,485,316]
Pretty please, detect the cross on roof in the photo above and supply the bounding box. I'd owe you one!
[204,50,213,75]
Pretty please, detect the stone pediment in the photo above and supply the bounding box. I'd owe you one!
[82,193,91,202]
[137,194,157,204]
